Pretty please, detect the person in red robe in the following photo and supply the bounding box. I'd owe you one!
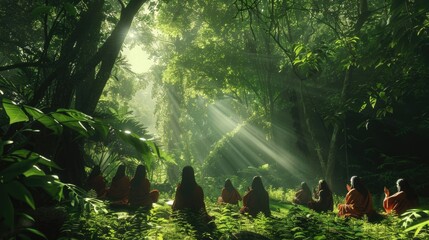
[86,165,107,198]
[172,166,213,222]
[308,179,333,212]
[338,176,374,218]
[240,176,270,217]
[383,178,419,215]
[129,164,160,207]
[292,182,312,207]
[107,164,130,205]
[218,179,242,205]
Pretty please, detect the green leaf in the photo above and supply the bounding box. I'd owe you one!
[22,175,63,200]
[0,158,39,182]
[23,165,46,177]
[56,109,94,122]
[2,98,29,124]
[359,103,367,112]
[9,149,60,169]
[24,105,63,135]
[31,5,52,18]
[63,2,77,16]
[369,96,377,108]
[51,112,90,137]
[294,45,304,55]
[0,189,14,227]
[4,180,35,209]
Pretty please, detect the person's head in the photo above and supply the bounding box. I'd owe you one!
[397,178,418,200]
[251,176,265,192]
[134,164,146,179]
[134,164,146,178]
[113,164,126,180]
[224,179,233,191]
[131,164,146,188]
[180,166,197,194]
[300,181,311,193]
[318,179,331,192]
[350,176,368,196]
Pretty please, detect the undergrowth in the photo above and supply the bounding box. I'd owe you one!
[57,190,429,240]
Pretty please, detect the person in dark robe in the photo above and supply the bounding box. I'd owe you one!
[172,166,213,222]
[308,179,333,212]
[129,165,160,207]
[86,165,107,198]
[383,178,419,215]
[338,176,374,218]
[292,182,312,207]
[240,176,271,217]
[218,179,242,205]
[107,164,130,205]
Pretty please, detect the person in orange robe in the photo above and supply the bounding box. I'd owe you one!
[129,164,160,207]
[86,165,107,198]
[338,176,374,218]
[218,179,242,205]
[172,166,213,222]
[309,179,333,212]
[292,182,312,207]
[240,176,271,217]
[107,164,130,205]
[383,178,419,215]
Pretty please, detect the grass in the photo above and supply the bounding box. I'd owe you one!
[57,189,429,240]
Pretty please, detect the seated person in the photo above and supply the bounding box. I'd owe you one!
[106,164,130,205]
[218,179,242,205]
[338,176,374,218]
[240,176,271,217]
[383,178,419,215]
[86,165,107,198]
[308,179,333,212]
[292,182,312,206]
[172,166,213,222]
[129,165,160,207]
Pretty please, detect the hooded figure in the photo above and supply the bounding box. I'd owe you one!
[129,165,160,207]
[240,176,271,217]
[218,179,242,205]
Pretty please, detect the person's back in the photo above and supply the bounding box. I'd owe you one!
[338,176,374,218]
[86,166,107,198]
[384,178,419,215]
[107,165,130,205]
[293,182,312,206]
[309,180,333,212]
[129,165,160,207]
[218,179,242,205]
[240,176,270,217]
[172,166,213,222]
[173,183,205,212]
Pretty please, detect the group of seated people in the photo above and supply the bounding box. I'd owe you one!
[293,176,419,218]
[86,164,160,207]
[88,165,419,220]
[173,166,271,220]
[87,165,271,219]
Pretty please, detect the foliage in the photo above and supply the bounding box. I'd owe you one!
[402,209,429,237]
[0,96,169,238]
[58,189,427,240]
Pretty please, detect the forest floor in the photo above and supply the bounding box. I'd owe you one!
[52,194,429,240]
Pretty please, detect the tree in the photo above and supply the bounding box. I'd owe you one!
[0,0,148,184]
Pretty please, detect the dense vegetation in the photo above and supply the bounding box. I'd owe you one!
[1,0,429,239]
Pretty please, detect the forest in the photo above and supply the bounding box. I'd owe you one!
[0,0,429,239]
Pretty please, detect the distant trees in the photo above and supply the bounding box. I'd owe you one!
[145,0,429,189]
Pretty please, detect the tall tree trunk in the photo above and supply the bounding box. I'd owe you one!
[77,0,147,115]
